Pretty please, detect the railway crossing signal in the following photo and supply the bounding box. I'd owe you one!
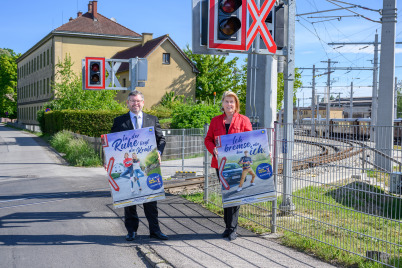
[85,57,105,90]
[208,0,247,51]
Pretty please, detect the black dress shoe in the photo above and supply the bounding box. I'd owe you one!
[228,231,237,241]
[126,232,136,241]
[150,231,169,240]
[222,229,230,238]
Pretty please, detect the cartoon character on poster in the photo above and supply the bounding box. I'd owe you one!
[101,127,165,208]
[216,129,276,208]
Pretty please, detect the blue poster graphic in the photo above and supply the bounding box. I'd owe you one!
[217,129,276,208]
[102,127,165,208]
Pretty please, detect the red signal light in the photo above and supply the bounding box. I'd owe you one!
[220,0,242,14]
[91,63,99,72]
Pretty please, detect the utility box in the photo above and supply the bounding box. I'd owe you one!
[390,172,402,194]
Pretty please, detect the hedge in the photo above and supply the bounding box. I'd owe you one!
[43,110,127,137]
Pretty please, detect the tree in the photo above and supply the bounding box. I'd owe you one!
[0,48,20,118]
[276,68,302,111]
[45,54,124,111]
[183,46,241,102]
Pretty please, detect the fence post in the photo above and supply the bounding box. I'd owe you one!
[272,122,279,233]
[203,123,209,203]
[182,128,185,171]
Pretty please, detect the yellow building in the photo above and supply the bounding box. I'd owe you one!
[16,1,197,125]
[294,107,344,120]
[112,34,197,108]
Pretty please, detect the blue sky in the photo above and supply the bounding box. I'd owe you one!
[1,0,401,106]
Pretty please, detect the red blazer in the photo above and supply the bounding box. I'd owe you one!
[204,113,253,169]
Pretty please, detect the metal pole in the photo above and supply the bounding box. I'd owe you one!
[371,33,379,140]
[279,0,295,212]
[182,128,185,171]
[350,82,353,118]
[326,59,331,138]
[312,65,316,134]
[297,98,300,125]
[203,123,209,202]
[395,77,398,118]
[271,123,279,233]
[375,0,397,172]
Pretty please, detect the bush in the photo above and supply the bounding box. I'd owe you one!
[43,110,127,137]
[171,103,221,129]
[50,130,102,167]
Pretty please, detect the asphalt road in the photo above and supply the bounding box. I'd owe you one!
[0,124,151,268]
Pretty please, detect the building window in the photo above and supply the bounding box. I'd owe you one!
[123,78,126,87]
[47,49,49,65]
[162,53,170,65]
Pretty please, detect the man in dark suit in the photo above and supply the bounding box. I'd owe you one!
[111,90,168,241]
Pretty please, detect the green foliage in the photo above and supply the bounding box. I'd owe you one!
[276,68,302,111]
[50,130,101,166]
[43,110,126,136]
[184,45,242,102]
[143,105,172,119]
[0,48,20,118]
[45,54,125,111]
[171,102,221,129]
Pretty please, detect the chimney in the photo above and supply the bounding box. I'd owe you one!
[142,33,153,46]
[69,17,73,22]
[77,11,82,18]
[88,1,92,13]
[92,1,98,21]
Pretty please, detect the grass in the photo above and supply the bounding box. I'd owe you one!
[181,182,401,268]
[50,130,102,167]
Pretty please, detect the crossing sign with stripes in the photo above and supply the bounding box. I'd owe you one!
[246,0,277,53]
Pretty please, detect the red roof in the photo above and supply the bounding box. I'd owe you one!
[55,12,141,37]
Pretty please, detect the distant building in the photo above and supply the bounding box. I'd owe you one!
[330,96,372,118]
[16,1,197,126]
[112,34,198,108]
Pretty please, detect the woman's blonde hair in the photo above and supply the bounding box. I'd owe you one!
[221,91,240,113]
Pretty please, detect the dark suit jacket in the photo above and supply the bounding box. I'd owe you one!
[111,112,166,154]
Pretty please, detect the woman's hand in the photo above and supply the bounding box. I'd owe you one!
[213,147,218,158]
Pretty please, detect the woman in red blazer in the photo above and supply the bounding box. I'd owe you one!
[204,91,253,241]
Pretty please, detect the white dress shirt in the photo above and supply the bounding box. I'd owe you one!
[129,111,143,129]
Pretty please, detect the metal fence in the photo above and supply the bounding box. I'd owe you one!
[160,128,205,178]
[203,122,401,267]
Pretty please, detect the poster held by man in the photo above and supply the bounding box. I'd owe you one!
[102,127,165,209]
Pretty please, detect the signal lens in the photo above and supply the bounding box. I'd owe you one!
[220,0,241,14]
[219,17,241,36]
[91,63,99,72]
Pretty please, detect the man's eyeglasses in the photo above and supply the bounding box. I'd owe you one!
[128,100,143,104]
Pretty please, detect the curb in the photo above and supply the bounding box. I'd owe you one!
[136,245,173,268]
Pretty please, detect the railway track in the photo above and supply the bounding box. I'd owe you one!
[164,137,365,192]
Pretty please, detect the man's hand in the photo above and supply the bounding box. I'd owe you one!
[158,151,161,165]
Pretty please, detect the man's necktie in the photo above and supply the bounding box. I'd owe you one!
[133,116,139,129]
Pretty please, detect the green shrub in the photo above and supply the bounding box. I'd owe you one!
[144,105,172,119]
[50,130,101,167]
[51,130,74,153]
[43,110,127,137]
[171,103,221,129]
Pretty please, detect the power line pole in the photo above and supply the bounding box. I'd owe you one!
[328,34,402,140]
[375,0,397,172]
[280,0,296,212]
[395,77,398,118]
[311,65,316,134]
[320,59,338,138]
[350,82,353,119]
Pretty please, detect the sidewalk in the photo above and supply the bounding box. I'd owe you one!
[115,194,337,268]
